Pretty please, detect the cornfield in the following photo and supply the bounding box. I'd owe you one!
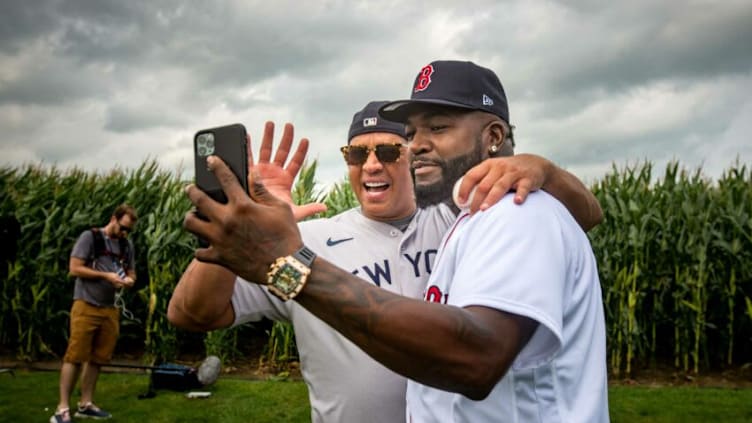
[590,160,752,376]
[0,159,750,378]
[0,161,195,362]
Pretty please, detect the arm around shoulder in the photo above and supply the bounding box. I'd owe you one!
[541,161,603,231]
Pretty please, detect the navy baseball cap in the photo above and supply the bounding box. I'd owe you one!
[347,100,407,144]
[379,60,510,124]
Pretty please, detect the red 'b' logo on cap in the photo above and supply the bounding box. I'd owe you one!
[414,65,434,93]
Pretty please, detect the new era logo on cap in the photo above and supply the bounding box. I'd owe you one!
[379,60,510,124]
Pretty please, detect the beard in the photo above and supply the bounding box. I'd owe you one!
[413,138,485,208]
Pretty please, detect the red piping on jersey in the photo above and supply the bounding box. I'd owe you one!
[443,212,470,250]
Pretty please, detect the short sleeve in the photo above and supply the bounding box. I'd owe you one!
[71,230,94,260]
[449,195,566,368]
[231,277,291,325]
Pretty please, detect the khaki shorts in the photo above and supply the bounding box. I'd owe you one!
[63,299,120,364]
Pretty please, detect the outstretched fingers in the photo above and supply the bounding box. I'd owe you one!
[285,137,310,179]
[257,121,305,175]
[258,121,275,163]
[272,123,295,167]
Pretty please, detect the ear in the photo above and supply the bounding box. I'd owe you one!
[485,121,505,156]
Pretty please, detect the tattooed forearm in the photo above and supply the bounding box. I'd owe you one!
[294,258,534,398]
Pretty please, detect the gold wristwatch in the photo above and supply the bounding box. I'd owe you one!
[266,246,317,301]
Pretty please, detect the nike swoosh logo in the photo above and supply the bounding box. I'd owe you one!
[326,237,354,246]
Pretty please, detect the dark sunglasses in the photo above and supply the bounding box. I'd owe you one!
[340,143,405,165]
[118,222,133,233]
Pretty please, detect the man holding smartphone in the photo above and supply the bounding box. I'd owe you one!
[51,204,137,423]
[169,99,602,422]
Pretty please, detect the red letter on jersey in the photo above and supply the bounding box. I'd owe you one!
[425,285,443,303]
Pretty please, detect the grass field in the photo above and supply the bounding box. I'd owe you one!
[1,370,751,422]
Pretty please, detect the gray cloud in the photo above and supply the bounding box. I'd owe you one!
[456,2,752,118]
[0,0,749,191]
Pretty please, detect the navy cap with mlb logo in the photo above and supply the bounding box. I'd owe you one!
[379,60,510,124]
[347,100,407,144]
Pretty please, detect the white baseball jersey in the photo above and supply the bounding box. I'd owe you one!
[406,191,609,423]
[231,205,456,423]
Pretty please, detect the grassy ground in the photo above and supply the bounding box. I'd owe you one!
[609,385,752,422]
[1,370,311,422]
[2,370,751,422]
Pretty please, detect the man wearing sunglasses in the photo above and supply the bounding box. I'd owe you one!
[51,204,137,423]
[171,92,602,421]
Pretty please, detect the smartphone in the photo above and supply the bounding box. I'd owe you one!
[194,123,249,203]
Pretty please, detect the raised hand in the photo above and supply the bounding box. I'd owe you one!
[248,121,327,221]
[185,156,303,283]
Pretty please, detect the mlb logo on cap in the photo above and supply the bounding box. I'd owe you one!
[347,101,407,143]
[379,60,510,125]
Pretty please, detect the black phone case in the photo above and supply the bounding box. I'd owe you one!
[194,123,249,203]
[193,123,248,247]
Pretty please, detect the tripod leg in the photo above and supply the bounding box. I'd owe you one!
[137,374,156,399]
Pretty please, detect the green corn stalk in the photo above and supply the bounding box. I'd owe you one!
[2,156,751,374]
[264,162,357,369]
[205,327,241,363]
[262,321,298,370]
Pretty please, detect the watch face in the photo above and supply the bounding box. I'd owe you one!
[276,263,304,294]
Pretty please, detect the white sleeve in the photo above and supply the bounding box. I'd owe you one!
[450,194,565,369]
[230,276,291,326]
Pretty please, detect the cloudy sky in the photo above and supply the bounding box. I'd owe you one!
[1,0,750,190]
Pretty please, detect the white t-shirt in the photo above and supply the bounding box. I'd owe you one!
[406,192,609,423]
[231,205,456,423]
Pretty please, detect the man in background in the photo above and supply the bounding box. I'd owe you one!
[51,204,137,423]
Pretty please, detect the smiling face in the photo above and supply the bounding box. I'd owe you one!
[347,132,416,221]
[405,107,495,207]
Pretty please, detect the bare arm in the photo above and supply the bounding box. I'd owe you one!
[458,153,603,231]
[540,161,603,231]
[167,260,236,331]
[297,259,537,399]
[184,157,537,399]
